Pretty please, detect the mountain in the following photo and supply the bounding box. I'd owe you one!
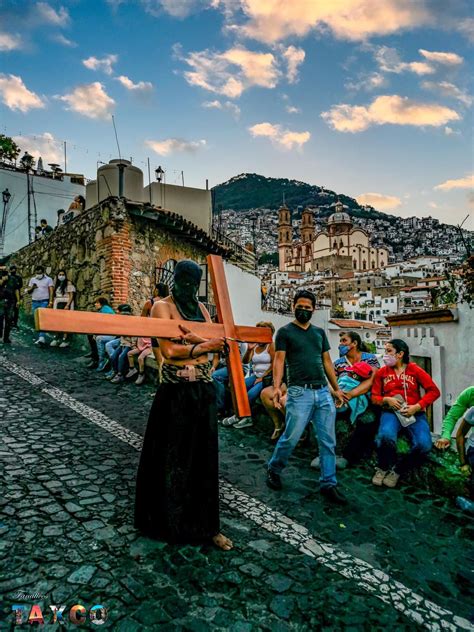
[212,173,396,222]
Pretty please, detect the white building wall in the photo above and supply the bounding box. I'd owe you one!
[1,169,85,255]
[145,182,212,233]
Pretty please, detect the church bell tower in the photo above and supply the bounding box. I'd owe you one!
[278,204,292,271]
[300,206,314,243]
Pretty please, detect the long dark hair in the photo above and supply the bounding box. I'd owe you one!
[155,283,169,298]
[343,331,370,353]
[54,270,68,296]
[389,338,410,363]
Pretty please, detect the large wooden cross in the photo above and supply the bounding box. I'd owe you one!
[35,255,272,417]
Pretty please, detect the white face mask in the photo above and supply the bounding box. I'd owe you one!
[36,273,44,279]
[58,275,66,281]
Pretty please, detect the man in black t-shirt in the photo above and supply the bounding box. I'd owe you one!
[8,264,22,327]
[267,289,347,505]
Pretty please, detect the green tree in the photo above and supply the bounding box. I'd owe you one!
[0,135,21,163]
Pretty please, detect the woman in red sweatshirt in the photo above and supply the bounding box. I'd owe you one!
[371,339,440,488]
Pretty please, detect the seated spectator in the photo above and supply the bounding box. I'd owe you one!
[126,337,153,385]
[221,321,275,429]
[371,339,440,489]
[103,305,135,383]
[63,195,86,224]
[40,218,53,236]
[34,226,43,241]
[213,341,249,417]
[142,283,169,374]
[86,297,115,368]
[333,331,380,467]
[50,270,76,348]
[455,405,474,515]
[56,209,66,227]
[435,386,474,450]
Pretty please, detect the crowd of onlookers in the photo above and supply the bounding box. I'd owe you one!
[33,195,86,242]
[0,262,472,513]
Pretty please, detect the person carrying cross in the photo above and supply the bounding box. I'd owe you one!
[134,260,233,550]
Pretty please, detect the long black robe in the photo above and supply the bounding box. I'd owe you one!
[134,380,220,543]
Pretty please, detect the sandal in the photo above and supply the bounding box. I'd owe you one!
[271,426,283,441]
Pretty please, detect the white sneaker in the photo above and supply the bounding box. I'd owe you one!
[382,470,400,488]
[372,468,388,486]
[233,417,253,429]
[50,339,59,347]
[59,341,69,348]
[35,336,47,346]
[126,368,138,379]
[220,415,238,427]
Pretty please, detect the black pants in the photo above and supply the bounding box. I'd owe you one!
[343,418,379,465]
[0,303,14,341]
[11,303,19,327]
[88,335,99,361]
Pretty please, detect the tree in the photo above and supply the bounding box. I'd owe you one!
[0,135,21,163]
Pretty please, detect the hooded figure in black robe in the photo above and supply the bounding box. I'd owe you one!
[134,260,220,544]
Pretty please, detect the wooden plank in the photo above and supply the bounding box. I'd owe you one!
[207,254,251,417]
[35,308,273,342]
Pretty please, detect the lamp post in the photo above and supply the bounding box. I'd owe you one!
[1,188,12,258]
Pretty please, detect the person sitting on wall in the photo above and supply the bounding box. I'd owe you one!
[63,195,86,224]
[220,322,275,430]
[34,226,43,241]
[371,339,440,489]
[56,209,66,227]
[85,297,115,368]
[126,337,153,385]
[435,386,474,450]
[455,405,474,515]
[40,218,53,236]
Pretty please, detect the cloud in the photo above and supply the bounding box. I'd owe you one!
[457,17,474,43]
[202,99,241,118]
[145,138,207,155]
[12,132,63,164]
[141,0,204,18]
[345,71,387,92]
[0,32,22,52]
[116,75,153,92]
[57,82,115,119]
[52,34,78,48]
[444,126,460,136]
[35,2,70,26]
[83,54,118,76]
[421,81,472,107]
[434,174,474,191]
[213,0,432,43]
[179,45,280,98]
[373,46,434,75]
[285,105,300,114]
[248,121,311,150]
[356,192,401,210]
[0,74,45,112]
[419,49,463,65]
[321,94,460,132]
[282,45,305,83]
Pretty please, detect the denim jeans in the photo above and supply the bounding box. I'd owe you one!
[268,385,337,488]
[376,410,432,474]
[245,374,264,406]
[96,335,118,363]
[105,337,120,358]
[212,365,249,414]
[111,345,130,375]
[32,299,49,338]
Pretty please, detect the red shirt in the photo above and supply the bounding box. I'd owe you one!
[371,362,440,410]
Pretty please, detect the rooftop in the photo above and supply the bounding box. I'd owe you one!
[329,319,382,329]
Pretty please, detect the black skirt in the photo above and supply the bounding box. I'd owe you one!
[134,381,220,544]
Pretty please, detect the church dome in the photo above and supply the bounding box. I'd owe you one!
[328,211,352,224]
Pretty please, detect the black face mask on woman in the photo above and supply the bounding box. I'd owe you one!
[294,308,313,324]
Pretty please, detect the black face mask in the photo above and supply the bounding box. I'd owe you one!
[171,260,205,322]
[295,308,313,324]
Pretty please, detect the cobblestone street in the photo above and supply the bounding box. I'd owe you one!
[1,330,473,631]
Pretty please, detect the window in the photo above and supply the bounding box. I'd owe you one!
[363,260,367,270]
[353,260,357,268]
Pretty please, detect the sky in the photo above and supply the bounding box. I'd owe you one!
[0,0,473,227]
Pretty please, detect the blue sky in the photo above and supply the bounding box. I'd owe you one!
[0,0,472,226]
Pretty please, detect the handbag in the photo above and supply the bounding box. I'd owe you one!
[392,376,417,427]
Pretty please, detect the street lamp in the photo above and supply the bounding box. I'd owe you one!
[1,188,12,258]
[155,166,164,182]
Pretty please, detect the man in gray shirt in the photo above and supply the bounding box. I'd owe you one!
[267,289,347,505]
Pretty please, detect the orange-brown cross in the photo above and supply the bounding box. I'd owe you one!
[35,254,272,417]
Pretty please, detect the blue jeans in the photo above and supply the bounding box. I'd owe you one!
[105,337,120,358]
[96,335,117,363]
[376,411,432,474]
[110,345,130,375]
[212,365,249,414]
[32,299,49,338]
[268,385,337,489]
[245,374,264,406]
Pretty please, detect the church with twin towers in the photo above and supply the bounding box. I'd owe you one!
[277,200,389,274]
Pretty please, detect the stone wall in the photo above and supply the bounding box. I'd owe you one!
[9,198,224,314]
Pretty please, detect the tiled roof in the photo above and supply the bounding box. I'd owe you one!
[329,319,382,329]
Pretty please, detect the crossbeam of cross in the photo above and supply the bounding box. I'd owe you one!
[35,255,272,417]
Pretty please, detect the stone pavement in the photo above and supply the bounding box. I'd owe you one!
[0,329,473,631]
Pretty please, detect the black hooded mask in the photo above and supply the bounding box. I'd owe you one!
[171,260,205,322]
